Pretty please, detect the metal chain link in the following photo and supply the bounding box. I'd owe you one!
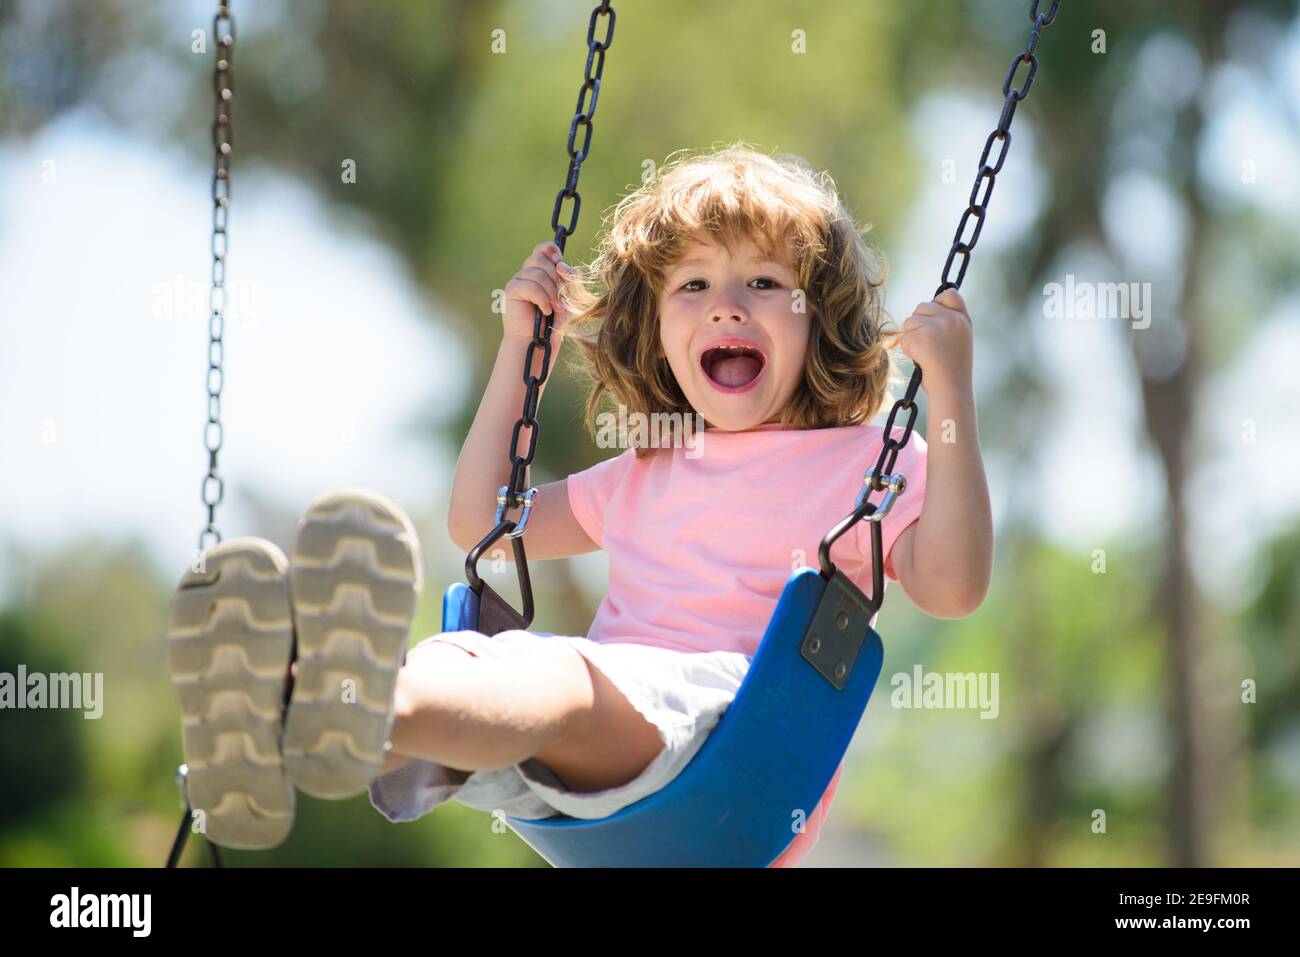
[860,0,1060,502]
[171,1,236,872]
[500,2,615,519]
[199,3,235,553]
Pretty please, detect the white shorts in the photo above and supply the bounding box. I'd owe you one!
[368,629,754,825]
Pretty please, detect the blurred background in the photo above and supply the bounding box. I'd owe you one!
[1,0,1297,867]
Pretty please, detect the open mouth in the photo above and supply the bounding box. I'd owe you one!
[700,342,767,392]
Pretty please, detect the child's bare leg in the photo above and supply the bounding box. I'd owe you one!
[387,638,665,793]
[379,749,417,776]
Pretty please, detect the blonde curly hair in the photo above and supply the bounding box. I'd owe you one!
[559,141,904,458]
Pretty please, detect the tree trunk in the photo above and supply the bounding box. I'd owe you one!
[1132,163,1208,868]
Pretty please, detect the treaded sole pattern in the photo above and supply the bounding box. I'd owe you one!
[166,538,296,850]
[282,488,423,799]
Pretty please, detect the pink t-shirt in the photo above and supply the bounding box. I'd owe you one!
[565,421,928,866]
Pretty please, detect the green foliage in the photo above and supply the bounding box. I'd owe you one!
[839,531,1299,866]
[0,610,88,826]
[0,538,556,866]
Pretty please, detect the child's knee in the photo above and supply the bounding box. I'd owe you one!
[408,634,484,662]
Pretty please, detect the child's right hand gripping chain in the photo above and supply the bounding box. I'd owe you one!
[503,240,581,345]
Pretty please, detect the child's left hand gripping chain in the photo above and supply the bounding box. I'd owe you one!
[899,289,973,396]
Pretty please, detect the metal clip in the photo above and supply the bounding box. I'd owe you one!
[494,485,539,539]
[854,468,907,522]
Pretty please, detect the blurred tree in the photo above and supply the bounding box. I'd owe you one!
[914,0,1300,866]
[0,609,87,825]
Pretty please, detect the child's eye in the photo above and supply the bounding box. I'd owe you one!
[681,277,782,292]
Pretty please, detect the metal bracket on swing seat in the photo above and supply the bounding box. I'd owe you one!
[799,567,875,691]
[802,466,898,691]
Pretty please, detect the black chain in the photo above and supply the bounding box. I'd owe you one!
[503,2,615,510]
[462,2,614,631]
[863,0,1060,495]
[818,0,1060,601]
[199,3,234,554]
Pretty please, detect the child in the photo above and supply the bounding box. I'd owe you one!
[166,143,992,867]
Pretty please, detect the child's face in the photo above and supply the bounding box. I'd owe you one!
[657,236,811,432]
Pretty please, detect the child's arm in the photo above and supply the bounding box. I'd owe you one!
[448,242,598,561]
[446,338,599,561]
[885,289,994,618]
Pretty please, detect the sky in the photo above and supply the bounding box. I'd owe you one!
[1,10,1299,617]
[0,111,464,596]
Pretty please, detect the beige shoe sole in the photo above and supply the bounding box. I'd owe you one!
[165,538,296,850]
[282,488,423,799]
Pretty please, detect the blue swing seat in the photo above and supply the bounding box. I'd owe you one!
[441,564,884,867]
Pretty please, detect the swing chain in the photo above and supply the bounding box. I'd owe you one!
[171,2,236,871]
[501,2,614,517]
[822,0,1058,592]
[861,0,1059,500]
[199,2,236,554]
[466,2,614,629]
